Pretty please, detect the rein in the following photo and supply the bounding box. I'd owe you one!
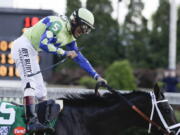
[95,82,180,135]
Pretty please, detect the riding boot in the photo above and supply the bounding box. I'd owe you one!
[24,96,54,133]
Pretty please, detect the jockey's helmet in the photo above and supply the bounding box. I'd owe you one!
[70,8,95,36]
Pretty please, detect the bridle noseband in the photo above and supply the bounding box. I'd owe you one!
[148,91,180,135]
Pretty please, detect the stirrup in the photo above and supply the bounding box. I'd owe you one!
[27,123,54,134]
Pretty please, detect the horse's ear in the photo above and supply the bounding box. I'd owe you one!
[153,83,165,100]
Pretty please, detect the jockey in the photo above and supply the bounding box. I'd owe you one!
[11,8,107,133]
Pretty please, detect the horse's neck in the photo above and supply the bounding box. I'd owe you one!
[56,93,153,135]
[88,93,152,135]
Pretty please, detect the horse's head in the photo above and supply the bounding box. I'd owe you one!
[94,83,180,135]
[150,84,180,135]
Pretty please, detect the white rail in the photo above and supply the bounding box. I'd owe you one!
[0,87,180,105]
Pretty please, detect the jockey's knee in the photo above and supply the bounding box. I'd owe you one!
[24,82,35,97]
[24,82,47,102]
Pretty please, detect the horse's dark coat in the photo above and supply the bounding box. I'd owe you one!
[53,90,177,135]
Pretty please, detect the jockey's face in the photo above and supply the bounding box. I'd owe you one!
[71,19,92,38]
[74,26,83,38]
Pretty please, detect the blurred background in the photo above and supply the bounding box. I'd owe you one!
[0,0,179,91]
[1,0,180,91]
[0,0,180,133]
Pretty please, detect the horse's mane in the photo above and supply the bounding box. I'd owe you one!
[59,90,151,107]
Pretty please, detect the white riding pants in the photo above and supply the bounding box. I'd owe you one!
[11,35,47,99]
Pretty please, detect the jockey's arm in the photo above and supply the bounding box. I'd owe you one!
[66,41,100,80]
[39,23,67,57]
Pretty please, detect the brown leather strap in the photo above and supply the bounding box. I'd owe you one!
[132,105,170,135]
[23,96,36,105]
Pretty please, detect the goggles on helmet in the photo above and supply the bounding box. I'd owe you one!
[80,23,92,34]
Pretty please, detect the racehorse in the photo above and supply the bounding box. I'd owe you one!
[1,83,179,135]
[52,83,180,135]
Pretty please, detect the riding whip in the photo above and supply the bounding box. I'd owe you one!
[27,47,84,77]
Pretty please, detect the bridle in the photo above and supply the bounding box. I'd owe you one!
[148,91,180,135]
[95,82,180,135]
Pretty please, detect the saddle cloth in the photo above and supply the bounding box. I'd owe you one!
[0,99,62,135]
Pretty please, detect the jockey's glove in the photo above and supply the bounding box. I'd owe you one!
[66,51,78,59]
[97,76,107,85]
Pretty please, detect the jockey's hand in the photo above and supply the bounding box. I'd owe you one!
[66,51,78,59]
[97,76,107,85]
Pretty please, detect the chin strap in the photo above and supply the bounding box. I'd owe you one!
[70,20,79,38]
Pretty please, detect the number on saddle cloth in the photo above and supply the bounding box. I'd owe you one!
[0,100,62,135]
[0,102,26,135]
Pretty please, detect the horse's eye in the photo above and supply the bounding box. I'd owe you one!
[165,109,171,113]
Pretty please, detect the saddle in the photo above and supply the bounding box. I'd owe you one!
[6,99,63,135]
[36,99,62,125]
